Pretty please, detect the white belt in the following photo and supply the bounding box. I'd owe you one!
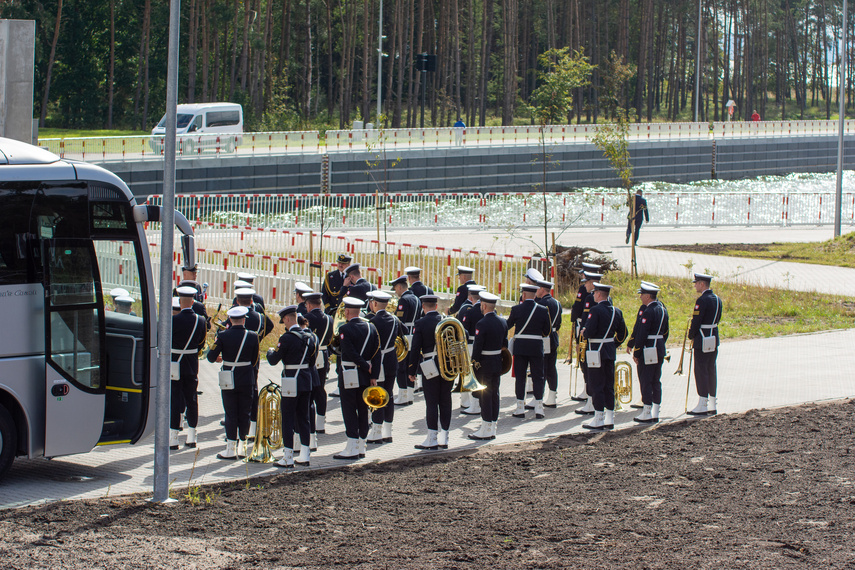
[588,338,614,343]
[171,348,198,355]
[404,321,415,327]
[700,324,718,329]
[319,345,329,351]
[422,351,437,359]
[648,335,664,340]
[551,327,557,332]
[515,334,543,340]
[381,347,396,355]
[284,364,309,370]
[481,349,502,356]
[341,360,357,367]
[222,361,252,367]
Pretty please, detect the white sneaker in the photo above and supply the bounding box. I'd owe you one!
[217,439,238,460]
[276,447,294,468]
[185,427,197,448]
[583,411,606,430]
[533,400,545,418]
[603,409,615,430]
[707,396,718,415]
[366,423,384,444]
[316,414,326,433]
[544,389,557,408]
[295,445,311,466]
[468,422,494,441]
[415,429,439,450]
[634,405,654,423]
[357,438,367,458]
[461,400,481,415]
[688,397,708,415]
[437,430,449,449]
[651,403,661,420]
[333,438,360,459]
[381,422,393,443]
[309,432,318,451]
[169,429,180,450]
[512,400,526,418]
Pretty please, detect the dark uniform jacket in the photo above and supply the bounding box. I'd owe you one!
[630,194,649,225]
[338,318,382,386]
[629,301,670,360]
[626,304,646,353]
[322,269,346,314]
[307,308,334,371]
[471,311,508,377]
[570,284,587,324]
[207,325,260,388]
[244,308,274,343]
[449,280,476,314]
[369,309,406,377]
[581,291,596,326]
[346,277,377,301]
[459,301,482,342]
[409,281,434,299]
[190,300,211,330]
[536,293,562,352]
[268,325,318,392]
[231,293,265,310]
[689,289,722,349]
[171,308,207,377]
[394,290,420,335]
[506,298,551,356]
[582,300,628,361]
[408,311,442,376]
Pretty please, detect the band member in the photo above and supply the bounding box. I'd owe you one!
[207,306,260,459]
[304,292,333,449]
[180,263,205,302]
[574,270,603,415]
[236,272,266,309]
[323,253,352,314]
[113,295,136,315]
[343,263,376,301]
[468,292,508,440]
[457,284,485,414]
[235,287,274,441]
[169,286,207,450]
[534,279,562,408]
[177,279,211,324]
[232,278,265,311]
[569,262,601,401]
[447,265,476,315]
[366,290,405,444]
[688,273,723,416]
[627,282,669,423]
[109,288,130,311]
[406,266,434,300]
[294,282,312,313]
[267,306,317,468]
[524,267,544,286]
[334,297,381,460]
[581,283,628,430]
[507,283,551,419]
[390,275,420,406]
[408,295,448,450]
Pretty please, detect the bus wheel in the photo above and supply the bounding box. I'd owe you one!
[0,404,17,480]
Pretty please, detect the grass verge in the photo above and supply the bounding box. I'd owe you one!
[39,128,149,139]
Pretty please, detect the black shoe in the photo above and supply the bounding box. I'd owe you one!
[274,461,294,469]
[394,400,413,407]
[630,404,644,409]
[185,442,196,448]
[687,409,708,416]
[366,438,384,445]
[511,412,526,419]
[582,424,605,431]
[602,424,614,430]
[461,409,480,415]
[543,403,557,409]
[414,387,424,393]
[216,453,237,460]
[414,443,439,450]
[535,413,545,419]
[706,409,718,416]
[294,460,310,467]
[332,453,359,460]
[525,403,535,410]
[382,437,393,443]
[169,445,179,451]
[468,433,495,441]
[574,409,594,415]
[633,417,657,424]
[570,395,587,402]
[220,420,225,426]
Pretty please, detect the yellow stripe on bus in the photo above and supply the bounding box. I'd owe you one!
[96,440,132,446]
[106,386,143,394]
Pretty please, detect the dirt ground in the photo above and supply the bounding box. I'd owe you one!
[1,400,853,569]
[652,243,773,255]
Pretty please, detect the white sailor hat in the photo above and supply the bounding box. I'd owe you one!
[342,297,365,308]
[235,288,256,297]
[115,295,135,304]
[404,266,422,275]
[583,271,603,282]
[345,263,361,276]
[172,297,181,309]
[594,283,614,293]
[580,262,601,271]
[479,292,499,304]
[277,305,298,318]
[179,279,200,288]
[110,287,130,298]
[236,272,256,282]
[176,286,198,297]
[303,291,322,301]
[467,284,486,293]
[227,306,249,319]
[367,290,392,303]
[638,281,660,294]
[520,283,539,293]
[294,281,313,293]
[535,279,554,289]
[233,279,252,289]
[420,294,439,304]
[457,265,475,274]
[389,275,408,287]
[525,267,544,281]
[693,273,713,283]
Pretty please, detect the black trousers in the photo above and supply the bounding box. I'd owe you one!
[626,219,643,244]
[221,384,253,441]
[281,390,312,449]
[249,368,259,422]
[170,375,199,429]
[423,375,453,430]
[309,365,328,432]
[371,363,397,424]
[396,360,415,390]
[693,347,718,397]
[637,360,663,405]
[477,370,501,422]
[588,359,616,412]
[340,385,370,439]
[543,348,558,392]
[513,354,544,400]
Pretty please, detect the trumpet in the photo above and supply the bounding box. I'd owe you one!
[674,318,692,375]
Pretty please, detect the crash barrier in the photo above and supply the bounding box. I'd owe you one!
[39,120,855,161]
[144,190,855,231]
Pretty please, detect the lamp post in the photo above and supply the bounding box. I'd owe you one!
[836,0,848,238]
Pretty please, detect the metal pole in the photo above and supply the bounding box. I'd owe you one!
[836,0,848,238]
[420,69,426,129]
[377,0,383,121]
[694,0,702,123]
[152,0,180,503]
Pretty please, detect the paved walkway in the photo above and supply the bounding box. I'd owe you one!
[1,327,853,509]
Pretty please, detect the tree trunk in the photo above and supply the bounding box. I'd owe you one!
[501,0,518,125]
[188,0,198,103]
[40,0,64,128]
[107,0,114,128]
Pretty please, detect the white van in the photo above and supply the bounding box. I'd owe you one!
[150,102,243,154]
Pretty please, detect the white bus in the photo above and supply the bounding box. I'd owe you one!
[0,137,195,480]
[149,102,244,154]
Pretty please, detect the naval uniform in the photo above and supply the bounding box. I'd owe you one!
[578,289,597,393]
[582,299,628,412]
[409,281,434,318]
[506,299,551,401]
[537,292,563,395]
[458,300,482,354]
[408,311,448,430]
[337,317,382,440]
[394,289,421,394]
[245,307,275,425]
[471,311,508,423]
[207,325,260,441]
[170,307,207,430]
[628,300,669,406]
[368,309,405,425]
[322,269,346,314]
[690,289,722,398]
[346,277,377,302]
[307,307,334,432]
[231,293,266,310]
[448,280,476,315]
[268,325,317,451]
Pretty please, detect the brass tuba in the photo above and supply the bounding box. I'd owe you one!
[328,302,348,351]
[395,335,410,362]
[614,361,633,411]
[246,382,283,463]
[363,386,390,412]
[435,317,486,393]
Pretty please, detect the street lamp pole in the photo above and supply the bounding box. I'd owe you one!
[694,0,702,123]
[835,0,848,238]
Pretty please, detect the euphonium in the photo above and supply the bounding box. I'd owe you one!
[246,382,283,463]
[614,361,633,411]
[674,317,692,375]
[395,334,409,362]
[435,317,486,392]
[329,302,348,351]
[363,386,390,412]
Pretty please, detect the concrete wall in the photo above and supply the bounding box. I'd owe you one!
[105,135,855,199]
[0,20,35,144]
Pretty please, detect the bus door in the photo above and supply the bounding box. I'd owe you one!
[43,239,106,457]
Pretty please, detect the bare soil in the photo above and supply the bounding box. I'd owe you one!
[1,400,854,569]
[652,242,776,256]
